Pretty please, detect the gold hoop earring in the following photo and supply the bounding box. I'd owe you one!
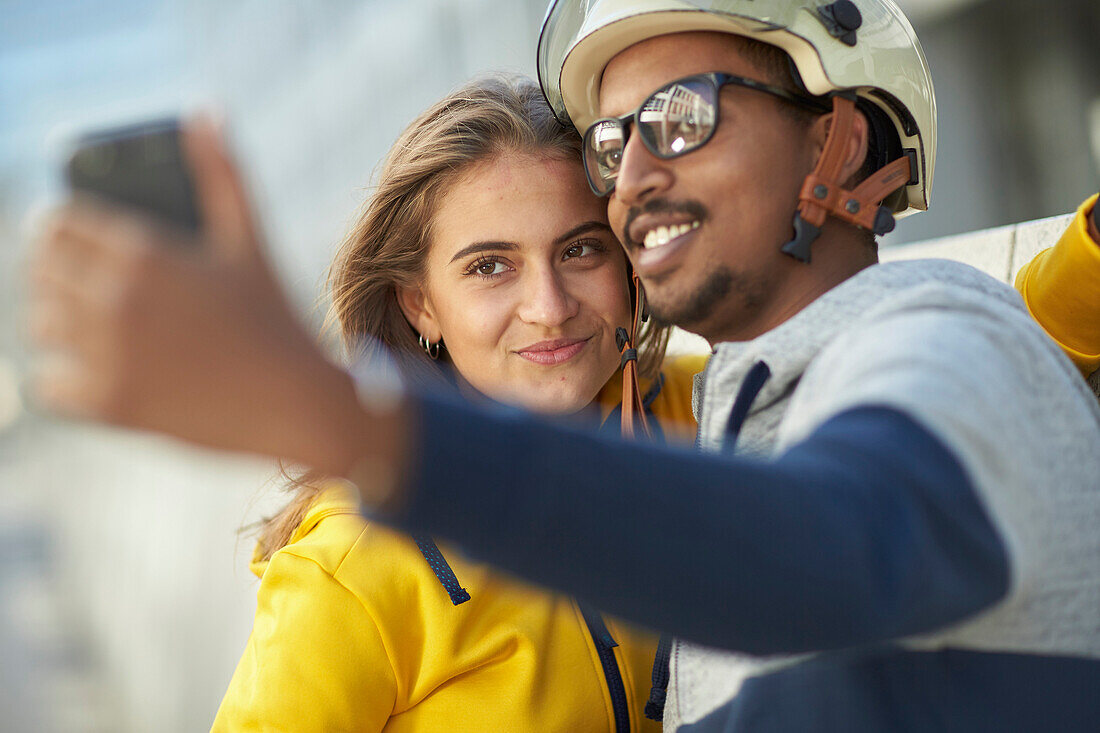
[418,334,442,360]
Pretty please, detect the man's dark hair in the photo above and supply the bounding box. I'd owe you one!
[734,35,894,189]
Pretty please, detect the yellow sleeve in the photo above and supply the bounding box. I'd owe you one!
[211,549,398,732]
[1015,194,1100,377]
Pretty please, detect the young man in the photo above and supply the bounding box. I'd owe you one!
[524,2,1100,730]
[30,1,1100,730]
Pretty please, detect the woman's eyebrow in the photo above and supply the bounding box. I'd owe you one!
[449,240,518,264]
[447,221,611,264]
[554,220,613,246]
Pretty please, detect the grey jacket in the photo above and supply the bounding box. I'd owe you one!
[666,259,1100,728]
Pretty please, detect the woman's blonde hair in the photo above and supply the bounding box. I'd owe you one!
[256,73,669,560]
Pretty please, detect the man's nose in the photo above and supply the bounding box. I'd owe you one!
[612,129,675,207]
[516,267,579,327]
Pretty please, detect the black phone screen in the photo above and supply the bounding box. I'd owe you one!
[65,118,201,235]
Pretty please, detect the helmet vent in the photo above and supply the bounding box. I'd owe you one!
[816,1,863,47]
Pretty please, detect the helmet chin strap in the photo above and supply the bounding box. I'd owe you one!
[782,95,916,263]
[618,270,652,439]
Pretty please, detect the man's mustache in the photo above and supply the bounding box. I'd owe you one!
[620,199,710,249]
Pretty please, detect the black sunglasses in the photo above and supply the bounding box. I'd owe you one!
[582,72,830,197]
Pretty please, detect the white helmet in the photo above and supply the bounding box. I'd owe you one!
[538,0,936,219]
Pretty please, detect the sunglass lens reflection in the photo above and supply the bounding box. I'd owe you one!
[638,77,717,158]
[585,120,624,194]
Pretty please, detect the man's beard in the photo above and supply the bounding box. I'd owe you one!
[647,266,768,336]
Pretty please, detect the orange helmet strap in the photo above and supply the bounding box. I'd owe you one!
[782,95,914,263]
[619,271,652,439]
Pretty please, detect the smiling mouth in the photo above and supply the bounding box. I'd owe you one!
[516,337,590,366]
[642,220,701,250]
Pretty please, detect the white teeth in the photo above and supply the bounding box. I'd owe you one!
[641,221,700,249]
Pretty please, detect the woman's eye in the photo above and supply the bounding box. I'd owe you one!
[465,257,510,278]
[564,240,605,260]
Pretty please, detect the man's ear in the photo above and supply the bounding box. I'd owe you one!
[809,108,871,189]
[396,285,442,343]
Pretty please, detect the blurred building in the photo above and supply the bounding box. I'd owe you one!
[886,0,1100,244]
[0,1,1097,731]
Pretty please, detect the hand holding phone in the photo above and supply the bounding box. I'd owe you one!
[34,119,356,466]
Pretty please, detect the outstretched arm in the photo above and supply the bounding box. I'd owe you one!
[26,121,1013,659]
[370,385,1009,655]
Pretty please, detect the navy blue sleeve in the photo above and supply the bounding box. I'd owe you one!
[378,389,1009,655]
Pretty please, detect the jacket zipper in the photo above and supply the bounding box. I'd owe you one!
[580,603,631,732]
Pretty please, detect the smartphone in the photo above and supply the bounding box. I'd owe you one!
[64,118,201,235]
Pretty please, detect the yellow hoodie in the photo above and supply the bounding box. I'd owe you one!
[212,356,705,732]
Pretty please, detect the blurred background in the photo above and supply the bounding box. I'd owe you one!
[0,0,1098,730]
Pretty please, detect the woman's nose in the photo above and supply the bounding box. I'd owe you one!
[516,268,579,327]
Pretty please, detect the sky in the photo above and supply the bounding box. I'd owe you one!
[0,0,197,221]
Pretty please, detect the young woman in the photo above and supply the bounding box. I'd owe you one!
[209,75,702,731]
